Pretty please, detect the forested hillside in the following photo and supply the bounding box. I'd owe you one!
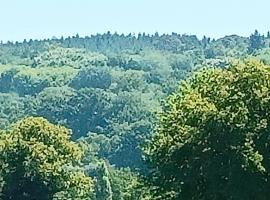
[1,30,270,199]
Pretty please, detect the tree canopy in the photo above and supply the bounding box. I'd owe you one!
[0,117,93,200]
[1,31,270,199]
[145,59,270,200]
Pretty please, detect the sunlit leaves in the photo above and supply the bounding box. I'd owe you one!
[0,117,93,199]
[145,59,270,199]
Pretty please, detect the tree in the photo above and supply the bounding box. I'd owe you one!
[267,31,270,39]
[248,30,265,54]
[144,59,270,200]
[95,161,113,200]
[0,117,93,200]
[201,36,210,49]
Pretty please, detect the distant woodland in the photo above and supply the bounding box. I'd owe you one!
[1,30,270,199]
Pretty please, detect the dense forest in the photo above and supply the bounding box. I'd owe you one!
[1,30,270,199]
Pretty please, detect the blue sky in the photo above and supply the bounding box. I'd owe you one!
[0,0,269,42]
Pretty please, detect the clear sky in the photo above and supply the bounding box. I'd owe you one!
[0,0,269,42]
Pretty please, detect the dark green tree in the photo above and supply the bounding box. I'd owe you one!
[267,31,270,39]
[248,30,265,54]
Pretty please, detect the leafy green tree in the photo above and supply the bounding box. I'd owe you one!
[0,117,93,200]
[145,59,270,200]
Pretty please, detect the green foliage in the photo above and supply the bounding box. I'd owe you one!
[108,167,150,200]
[79,136,151,200]
[0,93,26,129]
[69,66,112,90]
[1,31,270,199]
[204,35,248,58]
[253,48,270,64]
[145,59,270,199]
[95,161,113,200]
[0,117,93,199]
[34,87,113,138]
[83,160,149,200]
[248,30,265,54]
[33,46,108,68]
[0,65,77,96]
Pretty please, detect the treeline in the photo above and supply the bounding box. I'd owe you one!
[0,31,270,199]
[1,30,269,59]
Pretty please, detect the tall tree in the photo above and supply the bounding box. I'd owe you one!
[145,59,270,200]
[96,161,113,200]
[248,30,265,53]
